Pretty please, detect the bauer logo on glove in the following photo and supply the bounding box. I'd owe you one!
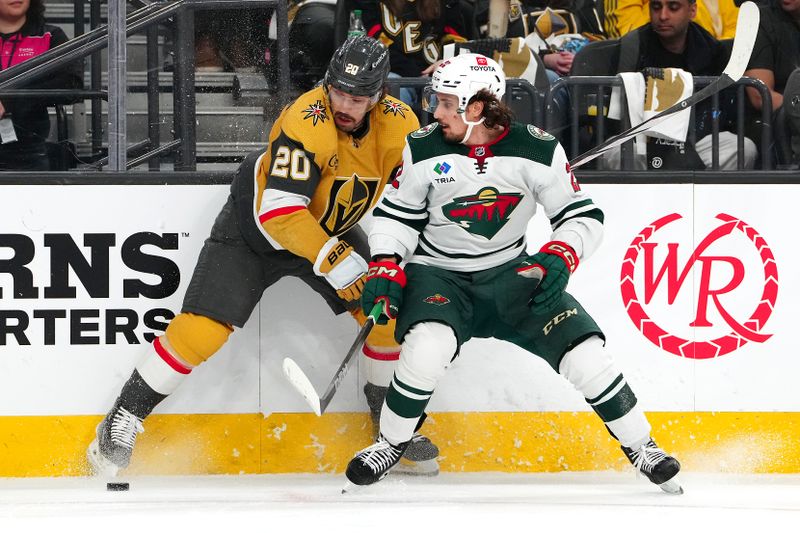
[313,237,368,302]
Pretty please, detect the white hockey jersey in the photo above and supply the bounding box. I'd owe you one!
[369,122,605,272]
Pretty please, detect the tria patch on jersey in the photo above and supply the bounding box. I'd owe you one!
[411,122,439,138]
[433,161,451,175]
[302,100,328,126]
[442,187,523,239]
[527,124,554,140]
[424,293,450,306]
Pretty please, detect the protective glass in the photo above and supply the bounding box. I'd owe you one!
[421,86,439,114]
[328,86,377,114]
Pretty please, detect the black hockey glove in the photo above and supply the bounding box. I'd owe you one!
[517,241,579,314]
[361,261,406,325]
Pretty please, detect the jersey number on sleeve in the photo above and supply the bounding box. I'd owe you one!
[271,146,311,181]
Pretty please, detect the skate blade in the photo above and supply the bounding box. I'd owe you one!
[341,480,365,494]
[658,477,684,495]
[86,439,120,477]
[391,458,440,477]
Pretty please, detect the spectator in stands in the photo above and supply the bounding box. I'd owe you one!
[264,0,336,92]
[743,0,800,112]
[356,0,468,107]
[0,0,82,171]
[195,8,270,72]
[474,0,605,76]
[604,0,739,39]
[597,0,757,169]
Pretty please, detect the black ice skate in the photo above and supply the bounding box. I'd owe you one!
[622,438,683,494]
[344,435,411,491]
[87,402,145,477]
[364,383,440,476]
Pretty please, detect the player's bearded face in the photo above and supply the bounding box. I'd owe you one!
[433,93,468,142]
[328,87,373,132]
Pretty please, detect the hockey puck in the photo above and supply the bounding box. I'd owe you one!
[106,482,129,491]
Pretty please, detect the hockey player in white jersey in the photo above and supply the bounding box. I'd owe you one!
[345,53,682,494]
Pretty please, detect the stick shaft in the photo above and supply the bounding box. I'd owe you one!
[569,75,734,168]
[318,303,383,414]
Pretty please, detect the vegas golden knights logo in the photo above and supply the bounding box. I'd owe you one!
[644,72,685,112]
[320,174,380,235]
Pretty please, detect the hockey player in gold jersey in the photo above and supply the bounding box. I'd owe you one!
[87,36,439,476]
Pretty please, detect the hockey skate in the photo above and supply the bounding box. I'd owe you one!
[622,438,683,494]
[344,435,411,491]
[364,383,440,476]
[87,403,145,477]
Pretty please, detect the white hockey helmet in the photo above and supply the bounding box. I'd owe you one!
[422,53,506,115]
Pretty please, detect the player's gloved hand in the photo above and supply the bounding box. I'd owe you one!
[641,67,665,80]
[361,260,407,325]
[517,241,579,313]
[313,237,368,302]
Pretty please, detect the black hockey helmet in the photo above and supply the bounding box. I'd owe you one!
[324,35,390,98]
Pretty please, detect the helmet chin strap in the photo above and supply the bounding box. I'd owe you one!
[459,114,485,145]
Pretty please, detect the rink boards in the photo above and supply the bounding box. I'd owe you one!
[0,182,797,476]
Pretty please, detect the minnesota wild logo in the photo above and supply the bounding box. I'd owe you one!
[424,294,450,306]
[411,123,438,138]
[442,187,523,239]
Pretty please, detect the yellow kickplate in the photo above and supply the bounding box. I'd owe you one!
[0,412,798,477]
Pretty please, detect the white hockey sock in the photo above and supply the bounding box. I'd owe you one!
[380,404,421,446]
[560,336,644,424]
[606,407,652,448]
[362,343,399,388]
[378,322,457,445]
[136,336,193,395]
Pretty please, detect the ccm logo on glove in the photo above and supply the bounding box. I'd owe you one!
[361,261,406,324]
[366,263,407,282]
[541,241,579,273]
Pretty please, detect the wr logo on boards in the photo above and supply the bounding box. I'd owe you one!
[620,213,778,358]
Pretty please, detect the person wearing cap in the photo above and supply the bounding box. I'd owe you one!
[86,36,440,477]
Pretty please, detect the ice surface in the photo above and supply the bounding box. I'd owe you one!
[0,472,798,532]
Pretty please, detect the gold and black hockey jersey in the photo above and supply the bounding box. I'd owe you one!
[245,85,419,264]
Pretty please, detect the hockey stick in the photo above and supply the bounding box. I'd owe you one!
[568,1,760,169]
[282,303,383,416]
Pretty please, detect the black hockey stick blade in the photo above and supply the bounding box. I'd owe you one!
[568,1,760,169]
[282,303,383,416]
